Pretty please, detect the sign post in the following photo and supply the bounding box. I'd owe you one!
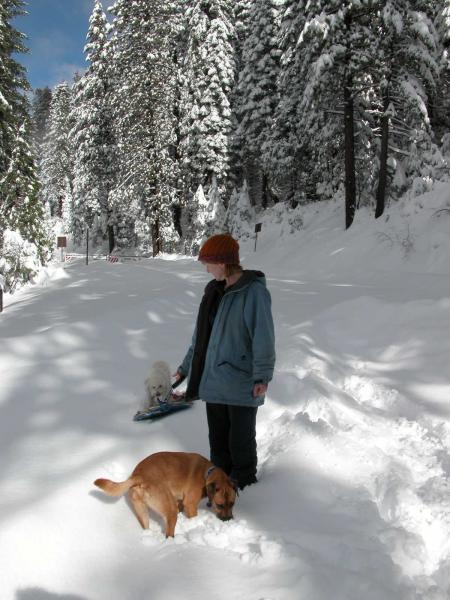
[57,236,67,263]
[86,228,89,266]
[254,223,262,251]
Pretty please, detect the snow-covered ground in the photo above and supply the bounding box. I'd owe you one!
[1,183,450,600]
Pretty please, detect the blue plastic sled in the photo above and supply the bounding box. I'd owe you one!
[133,398,192,421]
[133,376,191,421]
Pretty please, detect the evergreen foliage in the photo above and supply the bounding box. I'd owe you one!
[234,0,281,209]
[274,1,380,224]
[71,0,116,250]
[0,0,29,177]
[40,83,74,226]
[434,0,450,143]
[374,1,441,214]
[5,0,450,279]
[0,229,40,292]
[225,181,255,240]
[107,0,178,254]
[179,0,236,198]
[188,175,227,253]
[0,121,50,261]
[31,87,52,148]
[0,0,51,291]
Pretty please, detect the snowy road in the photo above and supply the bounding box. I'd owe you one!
[1,231,449,600]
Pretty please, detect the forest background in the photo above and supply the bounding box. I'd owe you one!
[0,0,449,292]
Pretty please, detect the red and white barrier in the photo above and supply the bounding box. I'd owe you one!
[64,253,127,263]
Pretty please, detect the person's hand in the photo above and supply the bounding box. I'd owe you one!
[172,371,183,382]
[253,383,268,397]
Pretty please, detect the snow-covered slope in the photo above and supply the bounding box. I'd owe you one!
[1,183,449,600]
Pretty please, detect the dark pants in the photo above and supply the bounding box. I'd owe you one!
[206,403,258,489]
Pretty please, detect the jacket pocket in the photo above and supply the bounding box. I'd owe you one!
[200,360,255,403]
[217,360,251,376]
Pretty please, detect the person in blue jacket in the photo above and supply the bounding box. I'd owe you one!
[176,233,275,490]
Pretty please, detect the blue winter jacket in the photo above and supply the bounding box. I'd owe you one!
[180,270,275,407]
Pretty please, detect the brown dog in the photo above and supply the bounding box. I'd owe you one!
[94,451,237,537]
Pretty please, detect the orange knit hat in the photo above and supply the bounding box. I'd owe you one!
[198,234,240,264]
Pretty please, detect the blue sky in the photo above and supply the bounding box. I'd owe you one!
[14,0,108,90]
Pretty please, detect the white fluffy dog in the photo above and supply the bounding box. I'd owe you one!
[143,361,172,410]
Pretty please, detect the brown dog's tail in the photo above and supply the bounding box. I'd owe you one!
[94,476,138,497]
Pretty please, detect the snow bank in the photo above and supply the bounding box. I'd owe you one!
[1,184,449,599]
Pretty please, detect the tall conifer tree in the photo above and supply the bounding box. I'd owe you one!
[40,83,74,226]
[0,0,29,175]
[31,87,52,149]
[179,0,236,199]
[374,1,440,216]
[431,0,450,146]
[269,1,320,206]
[234,0,281,208]
[0,121,49,261]
[0,0,30,250]
[108,0,178,254]
[71,0,117,250]
[275,1,379,225]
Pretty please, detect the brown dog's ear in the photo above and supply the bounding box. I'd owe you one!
[206,481,216,501]
[229,478,239,496]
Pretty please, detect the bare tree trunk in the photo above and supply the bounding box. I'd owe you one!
[243,154,261,207]
[108,224,115,253]
[151,218,161,257]
[262,172,273,208]
[375,92,390,219]
[344,82,356,229]
[0,214,4,255]
[344,12,356,230]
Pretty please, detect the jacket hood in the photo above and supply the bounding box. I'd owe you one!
[228,269,266,292]
[205,270,267,295]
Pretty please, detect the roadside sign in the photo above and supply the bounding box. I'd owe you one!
[254,222,262,251]
[57,236,67,263]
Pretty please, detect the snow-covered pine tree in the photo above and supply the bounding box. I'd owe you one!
[108,0,178,255]
[374,0,441,216]
[207,175,227,234]
[432,0,450,147]
[0,0,30,252]
[226,0,252,192]
[31,87,52,149]
[188,175,227,253]
[274,1,379,227]
[225,180,255,240]
[40,83,75,230]
[71,0,117,251]
[268,1,341,207]
[234,0,281,209]
[189,184,209,253]
[266,1,310,206]
[168,0,190,244]
[233,0,252,68]
[179,0,236,201]
[0,121,50,263]
[0,0,29,177]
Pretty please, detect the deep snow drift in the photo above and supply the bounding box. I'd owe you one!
[1,183,450,600]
